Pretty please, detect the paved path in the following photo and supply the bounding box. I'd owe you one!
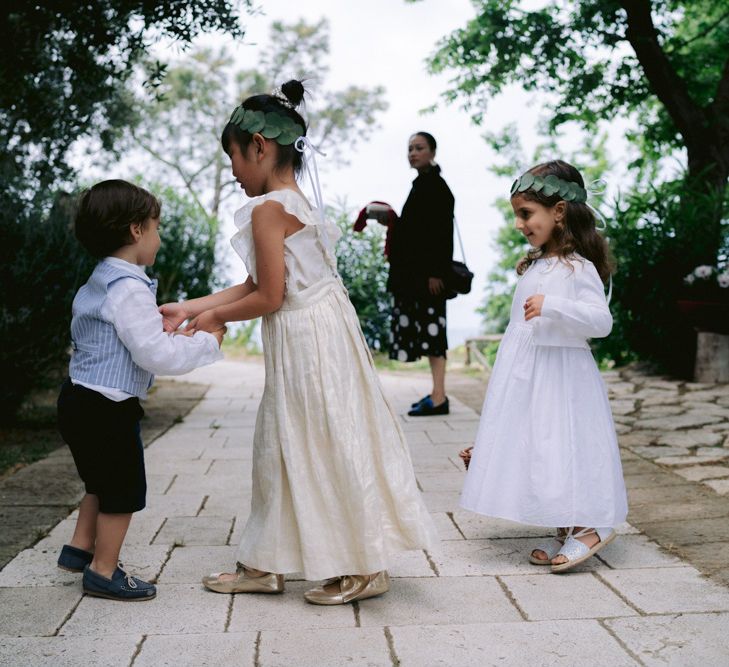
[2,359,729,666]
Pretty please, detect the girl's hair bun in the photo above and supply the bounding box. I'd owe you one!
[281,80,305,107]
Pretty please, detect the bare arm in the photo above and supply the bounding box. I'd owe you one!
[186,203,288,332]
[184,276,257,318]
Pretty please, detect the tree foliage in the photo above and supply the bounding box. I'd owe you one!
[0,0,247,215]
[128,19,388,218]
[427,0,729,265]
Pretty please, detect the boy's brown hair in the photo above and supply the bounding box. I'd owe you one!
[75,180,161,258]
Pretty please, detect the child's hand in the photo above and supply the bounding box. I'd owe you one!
[211,326,227,347]
[524,294,545,321]
[159,302,188,332]
[186,309,225,334]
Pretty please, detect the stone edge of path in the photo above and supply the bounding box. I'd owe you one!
[0,379,210,569]
[447,369,729,591]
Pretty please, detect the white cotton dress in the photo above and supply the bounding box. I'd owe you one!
[230,189,438,580]
[460,256,628,528]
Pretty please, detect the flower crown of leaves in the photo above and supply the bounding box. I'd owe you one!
[228,106,304,146]
[510,172,588,204]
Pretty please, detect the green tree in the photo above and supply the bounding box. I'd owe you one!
[425,0,729,268]
[0,0,248,215]
[333,202,391,351]
[128,19,388,218]
[147,183,221,304]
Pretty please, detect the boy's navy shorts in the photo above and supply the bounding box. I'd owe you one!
[57,378,146,514]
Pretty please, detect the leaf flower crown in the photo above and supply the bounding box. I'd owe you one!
[228,106,304,146]
[510,172,588,204]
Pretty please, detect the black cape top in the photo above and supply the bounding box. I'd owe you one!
[387,165,454,298]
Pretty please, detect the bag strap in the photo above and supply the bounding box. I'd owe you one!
[453,216,467,264]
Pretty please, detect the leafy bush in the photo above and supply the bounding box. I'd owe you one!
[0,194,94,422]
[333,204,391,350]
[146,183,221,304]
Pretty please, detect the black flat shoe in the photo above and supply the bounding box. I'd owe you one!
[408,397,449,416]
[411,394,431,409]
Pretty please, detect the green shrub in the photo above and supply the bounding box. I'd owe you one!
[333,205,391,350]
[0,194,94,422]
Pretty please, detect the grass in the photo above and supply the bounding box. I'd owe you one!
[0,387,64,478]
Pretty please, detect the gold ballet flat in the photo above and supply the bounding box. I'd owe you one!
[304,571,390,606]
[202,563,284,594]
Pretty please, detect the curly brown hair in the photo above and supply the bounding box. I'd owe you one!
[512,160,613,283]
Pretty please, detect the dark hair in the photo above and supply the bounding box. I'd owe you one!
[221,79,308,176]
[75,180,161,258]
[512,160,613,283]
[412,131,436,152]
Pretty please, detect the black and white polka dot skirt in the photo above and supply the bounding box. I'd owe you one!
[389,296,448,362]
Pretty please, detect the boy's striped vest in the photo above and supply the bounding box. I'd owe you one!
[69,260,157,398]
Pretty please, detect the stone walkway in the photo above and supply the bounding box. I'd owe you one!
[2,359,729,666]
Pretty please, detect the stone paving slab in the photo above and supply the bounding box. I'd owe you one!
[605,613,729,667]
[61,583,230,636]
[390,620,639,666]
[500,572,638,620]
[357,577,522,627]
[258,627,392,667]
[598,566,729,614]
[134,632,257,667]
[0,636,141,667]
[0,586,81,637]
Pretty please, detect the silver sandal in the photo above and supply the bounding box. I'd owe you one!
[550,527,615,573]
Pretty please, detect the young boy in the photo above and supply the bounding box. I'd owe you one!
[56,179,224,601]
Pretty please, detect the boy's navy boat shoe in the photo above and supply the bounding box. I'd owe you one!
[83,564,157,601]
[57,545,93,573]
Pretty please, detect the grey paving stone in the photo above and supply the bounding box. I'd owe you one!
[634,413,723,431]
[595,535,683,570]
[599,566,729,614]
[0,586,81,637]
[704,478,729,495]
[0,636,141,667]
[358,576,522,627]
[431,538,595,577]
[134,632,257,667]
[166,473,251,496]
[672,464,729,482]
[630,446,691,460]
[142,458,213,475]
[416,471,466,492]
[655,430,725,447]
[628,484,707,507]
[258,627,391,667]
[639,517,729,546]
[421,491,462,513]
[501,572,637,620]
[146,473,176,495]
[655,453,729,466]
[391,620,638,667]
[0,545,168,587]
[152,516,234,546]
[627,496,729,523]
[606,613,729,667]
[228,581,356,631]
[61,583,229,635]
[449,511,551,540]
[429,512,465,541]
[388,549,436,578]
[157,545,237,583]
[623,472,686,489]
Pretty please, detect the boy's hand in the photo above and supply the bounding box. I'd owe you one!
[159,302,188,332]
[186,309,225,334]
[524,294,545,321]
[211,326,227,347]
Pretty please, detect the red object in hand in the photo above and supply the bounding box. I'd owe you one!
[353,201,398,257]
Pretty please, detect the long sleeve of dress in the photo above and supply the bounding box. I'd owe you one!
[106,279,223,375]
[421,180,454,280]
[540,262,612,339]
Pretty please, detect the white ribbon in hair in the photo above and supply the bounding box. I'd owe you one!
[585,178,613,303]
[294,135,338,271]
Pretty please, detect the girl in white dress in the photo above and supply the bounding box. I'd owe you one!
[460,160,627,573]
[160,80,437,604]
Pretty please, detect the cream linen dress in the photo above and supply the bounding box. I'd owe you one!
[230,189,437,580]
[460,256,628,528]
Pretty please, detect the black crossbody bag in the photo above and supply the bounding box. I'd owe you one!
[446,217,474,299]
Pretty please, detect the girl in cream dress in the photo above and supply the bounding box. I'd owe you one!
[161,81,437,605]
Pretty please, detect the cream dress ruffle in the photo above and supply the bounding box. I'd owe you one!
[231,189,438,580]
